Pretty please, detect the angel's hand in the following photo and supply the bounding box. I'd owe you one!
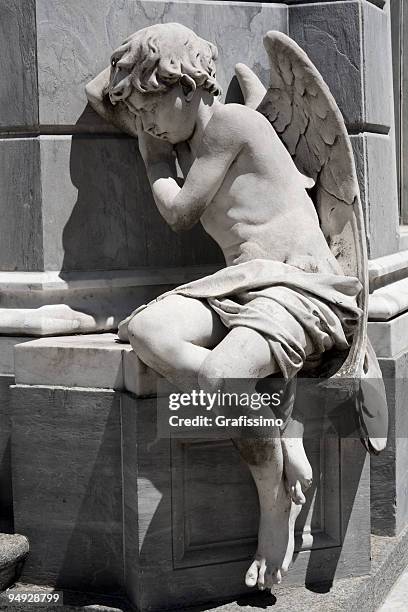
[136,118,174,166]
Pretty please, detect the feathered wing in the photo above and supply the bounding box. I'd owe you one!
[236,32,387,453]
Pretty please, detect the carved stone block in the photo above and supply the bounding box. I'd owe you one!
[351,133,399,259]
[0,0,38,129]
[289,0,393,131]
[372,349,408,536]
[10,386,123,592]
[0,139,43,271]
[122,393,370,611]
[9,333,371,607]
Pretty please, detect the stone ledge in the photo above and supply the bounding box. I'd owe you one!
[285,0,385,6]
[369,277,408,321]
[368,310,408,358]
[13,333,159,395]
[399,226,408,251]
[0,266,218,292]
[0,266,218,337]
[369,250,408,291]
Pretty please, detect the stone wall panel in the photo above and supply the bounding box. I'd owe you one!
[36,0,288,129]
[0,139,43,271]
[0,0,38,129]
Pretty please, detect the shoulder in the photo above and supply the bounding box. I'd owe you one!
[204,103,265,147]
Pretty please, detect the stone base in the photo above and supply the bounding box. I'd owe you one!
[368,308,408,537]
[122,395,369,612]
[4,528,408,612]
[9,333,371,611]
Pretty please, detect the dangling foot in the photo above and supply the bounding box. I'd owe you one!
[281,437,313,505]
[245,478,292,590]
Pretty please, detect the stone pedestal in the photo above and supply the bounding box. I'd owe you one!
[10,334,371,610]
[368,260,408,536]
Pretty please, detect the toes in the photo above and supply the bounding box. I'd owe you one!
[264,566,282,587]
[291,481,306,505]
[257,559,267,590]
[273,569,282,585]
[245,560,259,587]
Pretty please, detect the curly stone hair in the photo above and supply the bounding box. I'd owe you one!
[110,22,222,96]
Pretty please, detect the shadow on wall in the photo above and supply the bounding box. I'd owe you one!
[60,105,223,275]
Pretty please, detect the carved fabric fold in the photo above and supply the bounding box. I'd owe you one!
[119,258,362,380]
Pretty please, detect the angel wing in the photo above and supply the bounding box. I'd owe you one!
[235,31,387,453]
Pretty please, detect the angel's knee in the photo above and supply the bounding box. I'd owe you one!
[128,309,174,362]
[198,356,226,394]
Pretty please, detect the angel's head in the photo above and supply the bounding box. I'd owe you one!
[107,23,222,142]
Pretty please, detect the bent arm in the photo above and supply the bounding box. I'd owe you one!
[85,67,139,138]
[144,111,243,231]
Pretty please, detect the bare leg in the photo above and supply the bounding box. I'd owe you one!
[127,295,226,389]
[281,416,313,505]
[198,327,299,588]
[128,298,306,588]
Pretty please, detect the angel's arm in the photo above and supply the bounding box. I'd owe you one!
[141,108,243,232]
[85,67,139,138]
[174,142,194,179]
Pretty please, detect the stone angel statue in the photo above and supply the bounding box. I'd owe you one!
[86,23,388,591]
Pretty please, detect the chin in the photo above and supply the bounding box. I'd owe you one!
[167,134,184,144]
[165,126,194,144]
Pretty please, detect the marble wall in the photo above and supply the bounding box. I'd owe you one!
[1,0,288,273]
[0,0,399,273]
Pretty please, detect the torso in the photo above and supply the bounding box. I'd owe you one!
[187,105,343,275]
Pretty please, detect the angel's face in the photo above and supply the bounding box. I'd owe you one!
[123,85,198,144]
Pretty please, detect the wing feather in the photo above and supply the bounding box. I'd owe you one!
[258,31,360,216]
[236,32,372,390]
